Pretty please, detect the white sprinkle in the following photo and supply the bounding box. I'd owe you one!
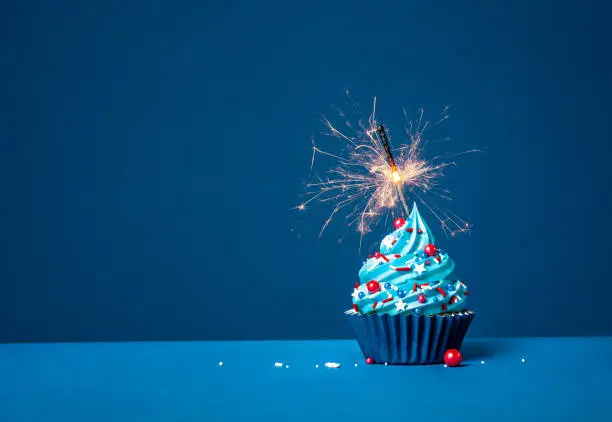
[274,362,283,367]
[325,362,340,368]
[315,364,319,368]
[521,358,526,363]
[481,360,485,365]
[285,365,290,369]
[384,362,388,366]
[218,361,224,366]
[444,364,448,368]
[354,363,358,367]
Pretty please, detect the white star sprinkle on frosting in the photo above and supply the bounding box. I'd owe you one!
[381,234,396,250]
[351,288,360,300]
[414,263,427,275]
[395,300,407,312]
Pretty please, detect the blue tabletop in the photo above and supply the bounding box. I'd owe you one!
[1,337,610,421]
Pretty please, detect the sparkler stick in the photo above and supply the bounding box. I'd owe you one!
[376,124,410,217]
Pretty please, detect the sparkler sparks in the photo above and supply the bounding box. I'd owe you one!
[297,96,479,241]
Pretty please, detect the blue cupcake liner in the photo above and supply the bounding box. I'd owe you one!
[345,309,475,365]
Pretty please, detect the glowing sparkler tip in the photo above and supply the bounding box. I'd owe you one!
[391,170,402,183]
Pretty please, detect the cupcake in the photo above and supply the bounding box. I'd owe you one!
[346,203,474,365]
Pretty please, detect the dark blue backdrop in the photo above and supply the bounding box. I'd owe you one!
[1,0,611,342]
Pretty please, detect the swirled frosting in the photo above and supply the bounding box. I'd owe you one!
[351,203,469,316]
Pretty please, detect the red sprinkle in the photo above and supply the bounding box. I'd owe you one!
[395,267,412,271]
[464,291,470,296]
[425,261,430,266]
[394,254,401,258]
[441,304,447,311]
[450,296,458,304]
[353,304,359,312]
[374,252,381,259]
[380,254,389,262]
[406,228,413,233]
[354,282,360,288]
[413,282,430,292]
[372,301,378,309]
[369,255,373,259]
[392,239,397,245]
[382,296,393,304]
[436,287,447,297]
[366,280,381,293]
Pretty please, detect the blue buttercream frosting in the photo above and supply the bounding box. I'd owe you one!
[351,203,469,316]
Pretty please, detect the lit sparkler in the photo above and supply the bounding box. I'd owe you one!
[297,96,479,241]
[376,124,410,217]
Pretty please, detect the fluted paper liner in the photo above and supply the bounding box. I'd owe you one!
[345,310,475,365]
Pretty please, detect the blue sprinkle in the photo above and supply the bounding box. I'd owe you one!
[413,307,422,314]
[433,297,440,303]
[358,292,366,299]
[397,290,406,298]
[378,262,384,266]
[384,282,392,290]
[446,281,456,290]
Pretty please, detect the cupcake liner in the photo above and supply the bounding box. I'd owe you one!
[345,310,475,365]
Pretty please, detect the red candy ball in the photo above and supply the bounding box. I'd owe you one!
[417,294,427,304]
[366,357,374,365]
[423,244,437,257]
[417,229,423,234]
[393,217,406,229]
[444,349,463,367]
[406,227,414,233]
[373,252,381,259]
[366,280,380,294]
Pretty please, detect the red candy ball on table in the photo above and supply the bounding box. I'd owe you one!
[366,280,380,294]
[417,294,427,304]
[393,217,406,229]
[366,357,374,365]
[444,349,463,367]
[423,244,437,257]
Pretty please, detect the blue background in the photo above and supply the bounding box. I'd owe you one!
[1,0,611,342]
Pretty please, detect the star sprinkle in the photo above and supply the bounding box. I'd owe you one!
[351,288,360,300]
[414,263,427,275]
[381,235,396,249]
[395,300,407,312]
